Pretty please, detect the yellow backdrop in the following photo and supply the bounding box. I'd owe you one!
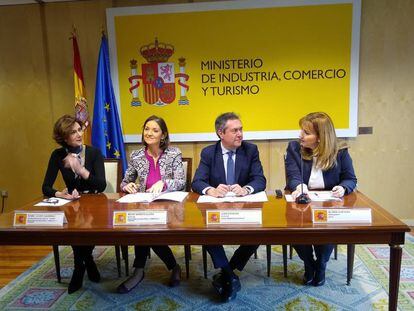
[107,0,360,142]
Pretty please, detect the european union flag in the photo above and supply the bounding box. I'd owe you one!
[92,35,127,173]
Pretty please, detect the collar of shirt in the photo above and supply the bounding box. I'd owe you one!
[220,142,237,155]
[144,148,163,161]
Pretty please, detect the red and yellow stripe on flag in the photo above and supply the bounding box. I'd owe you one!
[72,33,91,144]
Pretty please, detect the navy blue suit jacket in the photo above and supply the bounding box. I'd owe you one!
[285,141,357,194]
[192,141,266,194]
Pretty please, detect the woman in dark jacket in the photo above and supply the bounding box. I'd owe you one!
[42,114,106,294]
[285,112,357,287]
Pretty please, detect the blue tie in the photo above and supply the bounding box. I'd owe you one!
[226,151,235,185]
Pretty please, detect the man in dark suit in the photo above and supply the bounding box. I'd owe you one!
[192,112,266,302]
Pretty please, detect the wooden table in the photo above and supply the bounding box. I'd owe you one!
[0,192,409,310]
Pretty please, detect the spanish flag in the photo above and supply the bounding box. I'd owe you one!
[72,32,91,144]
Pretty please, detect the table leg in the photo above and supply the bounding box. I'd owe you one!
[115,245,121,277]
[347,244,355,285]
[52,245,61,283]
[389,244,403,311]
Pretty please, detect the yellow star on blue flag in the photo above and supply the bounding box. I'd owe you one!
[91,35,127,173]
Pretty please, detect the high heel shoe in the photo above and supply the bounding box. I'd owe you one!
[85,258,101,283]
[68,264,85,294]
[117,268,145,294]
[168,264,181,287]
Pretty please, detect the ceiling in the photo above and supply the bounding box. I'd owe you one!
[0,0,81,5]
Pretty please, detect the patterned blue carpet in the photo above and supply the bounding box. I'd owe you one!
[0,235,413,310]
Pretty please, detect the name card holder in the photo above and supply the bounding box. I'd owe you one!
[113,210,167,226]
[13,211,66,227]
[311,206,372,223]
[206,209,262,225]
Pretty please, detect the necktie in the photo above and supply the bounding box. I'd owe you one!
[226,151,235,185]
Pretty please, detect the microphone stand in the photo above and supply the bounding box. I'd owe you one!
[295,183,311,204]
[295,153,311,204]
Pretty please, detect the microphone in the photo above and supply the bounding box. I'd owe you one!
[295,152,311,204]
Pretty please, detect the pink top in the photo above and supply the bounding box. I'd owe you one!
[145,149,163,190]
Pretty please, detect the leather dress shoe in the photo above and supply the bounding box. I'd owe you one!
[313,270,326,287]
[168,264,181,287]
[220,273,241,302]
[212,272,226,295]
[68,264,85,294]
[303,266,315,286]
[85,259,101,283]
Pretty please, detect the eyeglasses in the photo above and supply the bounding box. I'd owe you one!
[227,128,243,134]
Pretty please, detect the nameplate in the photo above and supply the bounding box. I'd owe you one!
[13,211,66,227]
[113,210,167,226]
[206,209,262,225]
[311,207,372,223]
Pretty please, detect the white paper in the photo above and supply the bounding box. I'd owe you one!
[197,191,268,203]
[285,191,341,202]
[308,191,342,202]
[34,198,72,207]
[117,191,188,203]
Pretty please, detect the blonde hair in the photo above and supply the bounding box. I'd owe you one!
[299,112,339,170]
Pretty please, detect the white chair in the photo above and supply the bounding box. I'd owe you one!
[103,159,122,193]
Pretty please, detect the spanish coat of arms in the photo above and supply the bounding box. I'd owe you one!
[128,38,189,107]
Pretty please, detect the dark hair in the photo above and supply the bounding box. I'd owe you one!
[53,114,83,146]
[141,115,170,150]
[215,112,240,137]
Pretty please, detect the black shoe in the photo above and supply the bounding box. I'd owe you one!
[68,265,85,294]
[313,270,326,287]
[212,272,226,295]
[85,259,101,283]
[220,273,241,303]
[303,265,315,285]
[168,264,181,287]
[117,270,145,294]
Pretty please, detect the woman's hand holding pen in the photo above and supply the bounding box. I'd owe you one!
[123,182,138,194]
[332,185,345,198]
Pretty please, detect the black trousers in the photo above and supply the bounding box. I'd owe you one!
[293,244,334,271]
[205,245,259,271]
[133,245,177,270]
[72,245,95,267]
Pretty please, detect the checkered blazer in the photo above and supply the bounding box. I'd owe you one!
[120,146,185,192]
